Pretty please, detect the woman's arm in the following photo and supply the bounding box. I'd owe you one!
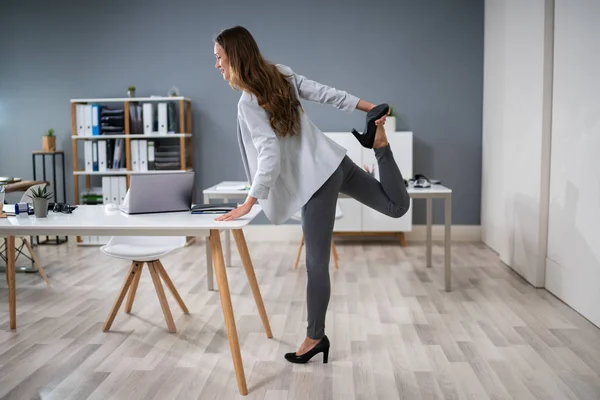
[215,100,277,222]
[286,66,378,113]
[240,99,281,200]
[282,65,361,112]
[356,99,376,112]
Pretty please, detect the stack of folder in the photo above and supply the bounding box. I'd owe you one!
[101,107,125,135]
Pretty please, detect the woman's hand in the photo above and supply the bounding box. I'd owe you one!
[375,110,389,126]
[356,100,390,126]
[214,196,257,222]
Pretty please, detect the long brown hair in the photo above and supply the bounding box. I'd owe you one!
[215,26,301,137]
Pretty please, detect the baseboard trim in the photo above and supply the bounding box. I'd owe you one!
[243,225,481,242]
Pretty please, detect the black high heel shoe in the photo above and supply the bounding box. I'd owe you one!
[351,103,389,149]
[284,336,330,364]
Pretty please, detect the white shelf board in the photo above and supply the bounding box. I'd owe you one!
[72,133,191,140]
[73,169,192,176]
[70,96,191,103]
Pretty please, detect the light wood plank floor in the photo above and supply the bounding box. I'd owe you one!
[1,237,600,400]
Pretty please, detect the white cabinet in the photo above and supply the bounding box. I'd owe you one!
[324,131,413,233]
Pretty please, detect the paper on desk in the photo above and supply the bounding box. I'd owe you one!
[0,177,21,183]
[214,183,248,191]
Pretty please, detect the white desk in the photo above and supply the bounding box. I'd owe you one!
[204,181,453,291]
[0,205,269,396]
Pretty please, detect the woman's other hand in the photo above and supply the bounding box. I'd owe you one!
[214,196,257,221]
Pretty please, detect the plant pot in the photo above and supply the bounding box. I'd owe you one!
[384,116,396,134]
[33,198,49,218]
[42,136,56,152]
[128,90,136,98]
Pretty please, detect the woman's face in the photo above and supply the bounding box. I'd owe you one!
[214,42,230,81]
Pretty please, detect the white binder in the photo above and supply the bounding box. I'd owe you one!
[148,141,155,170]
[84,141,93,172]
[139,140,148,172]
[143,103,154,134]
[98,141,107,172]
[118,177,127,205]
[92,141,98,171]
[110,177,119,204]
[157,103,167,134]
[130,140,139,172]
[102,177,111,204]
[91,104,101,135]
[76,105,84,136]
[83,105,92,136]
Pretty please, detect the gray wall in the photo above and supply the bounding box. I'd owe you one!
[0,0,483,225]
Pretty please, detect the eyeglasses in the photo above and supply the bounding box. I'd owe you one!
[52,203,78,214]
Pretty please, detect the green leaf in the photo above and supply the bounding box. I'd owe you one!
[26,185,54,200]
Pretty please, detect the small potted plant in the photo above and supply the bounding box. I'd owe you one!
[384,105,397,134]
[128,86,136,97]
[27,185,53,218]
[168,86,180,97]
[43,128,56,152]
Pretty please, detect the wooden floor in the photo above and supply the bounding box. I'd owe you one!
[1,237,600,400]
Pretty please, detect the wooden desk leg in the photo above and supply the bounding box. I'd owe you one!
[210,229,248,396]
[7,236,16,330]
[426,197,433,268]
[445,195,452,292]
[232,229,273,338]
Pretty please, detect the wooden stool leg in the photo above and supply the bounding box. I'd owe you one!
[103,262,142,331]
[210,229,248,396]
[293,234,304,269]
[331,240,340,269]
[232,229,273,338]
[23,238,49,285]
[147,261,176,333]
[155,260,189,314]
[125,262,143,313]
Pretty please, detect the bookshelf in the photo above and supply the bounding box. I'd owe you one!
[70,96,193,245]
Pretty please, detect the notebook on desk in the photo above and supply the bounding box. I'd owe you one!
[190,203,239,214]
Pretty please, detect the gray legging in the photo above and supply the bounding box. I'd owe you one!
[301,144,410,340]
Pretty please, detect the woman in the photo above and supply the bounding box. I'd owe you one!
[213,26,410,364]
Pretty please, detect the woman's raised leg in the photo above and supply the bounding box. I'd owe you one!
[340,124,410,217]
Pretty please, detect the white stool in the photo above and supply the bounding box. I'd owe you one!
[291,202,343,270]
[100,236,189,333]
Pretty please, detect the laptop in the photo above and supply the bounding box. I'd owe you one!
[119,172,194,214]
